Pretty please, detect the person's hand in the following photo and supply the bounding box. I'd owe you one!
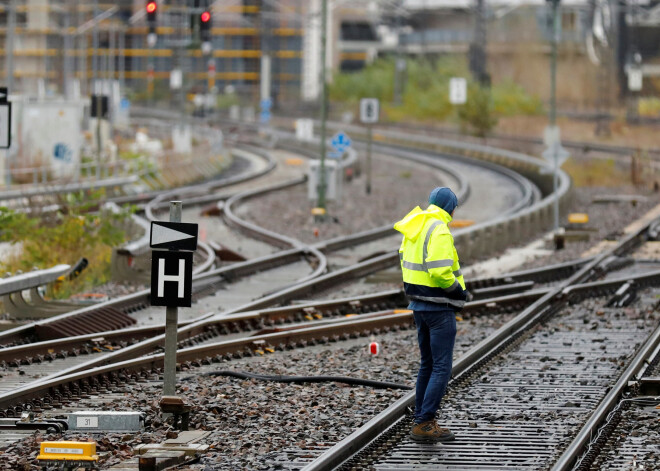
[465,290,474,302]
[446,284,468,301]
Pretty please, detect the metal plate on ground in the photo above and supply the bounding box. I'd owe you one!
[67,411,144,431]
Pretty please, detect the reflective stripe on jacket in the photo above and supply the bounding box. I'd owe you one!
[394,204,466,308]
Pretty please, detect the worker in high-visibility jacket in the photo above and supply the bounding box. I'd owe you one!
[394,187,468,443]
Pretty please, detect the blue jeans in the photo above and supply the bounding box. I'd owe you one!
[413,310,457,424]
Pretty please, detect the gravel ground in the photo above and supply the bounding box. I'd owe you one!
[0,310,514,470]
[515,186,658,270]
[240,153,449,245]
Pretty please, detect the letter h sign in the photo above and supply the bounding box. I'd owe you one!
[150,251,193,307]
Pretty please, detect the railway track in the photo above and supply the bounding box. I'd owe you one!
[0,110,543,344]
[0,112,598,469]
[370,121,660,159]
[300,213,660,471]
[0,131,540,400]
[0,254,657,468]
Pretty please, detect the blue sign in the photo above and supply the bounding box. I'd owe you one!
[331,131,352,154]
[260,110,271,124]
[328,151,342,159]
[260,98,272,111]
[53,143,72,163]
[120,97,131,110]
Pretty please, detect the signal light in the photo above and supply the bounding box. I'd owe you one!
[200,10,212,44]
[146,1,157,35]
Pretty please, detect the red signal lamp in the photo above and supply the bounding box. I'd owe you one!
[201,11,211,23]
[146,1,157,13]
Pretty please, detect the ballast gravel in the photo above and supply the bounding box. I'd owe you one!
[0,310,514,470]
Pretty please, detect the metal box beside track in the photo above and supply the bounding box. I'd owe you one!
[308,159,341,201]
[37,441,98,468]
[67,411,144,431]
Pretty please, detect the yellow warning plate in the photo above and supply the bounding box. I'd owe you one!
[38,441,98,462]
[568,213,589,224]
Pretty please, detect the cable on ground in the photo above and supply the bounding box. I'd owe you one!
[181,370,412,390]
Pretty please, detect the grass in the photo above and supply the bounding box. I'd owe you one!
[562,158,630,187]
[0,191,133,299]
[330,57,544,136]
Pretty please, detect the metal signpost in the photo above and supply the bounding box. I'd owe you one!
[360,98,379,194]
[547,0,562,232]
[0,88,11,150]
[317,0,329,211]
[150,202,198,397]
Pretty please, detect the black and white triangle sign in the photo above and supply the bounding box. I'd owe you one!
[150,221,198,251]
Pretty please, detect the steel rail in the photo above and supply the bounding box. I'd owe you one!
[339,135,539,216]
[2,265,658,418]
[302,216,660,471]
[374,120,660,159]
[0,289,406,368]
[225,117,569,261]
[551,322,660,471]
[142,146,277,222]
[0,252,402,409]
[192,241,216,275]
[0,126,481,345]
[274,135,471,205]
[0,146,278,344]
[0,311,417,415]
[0,155,555,350]
[0,113,563,414]
[222,176,329,282]
[0,286,547,367]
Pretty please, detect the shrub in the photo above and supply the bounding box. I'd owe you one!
[330,57,543,127]
[458,85,498,137]
[0,193,133,298]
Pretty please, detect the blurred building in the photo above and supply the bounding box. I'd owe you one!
[4,1,660,108]
[400,0,660,107]
[0,0,306,102]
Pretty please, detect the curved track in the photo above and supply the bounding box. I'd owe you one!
[0,112,579,470]
[0,127,540,401]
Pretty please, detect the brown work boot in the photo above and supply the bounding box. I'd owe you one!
[410,420,456,443]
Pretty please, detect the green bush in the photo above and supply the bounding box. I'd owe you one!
[0,193,133,298]
[330,59,395,104]
[492,81,544,116]
[330,58,543,129]
[458,85,498,137]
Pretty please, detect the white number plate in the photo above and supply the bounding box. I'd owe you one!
[77,416,99,428]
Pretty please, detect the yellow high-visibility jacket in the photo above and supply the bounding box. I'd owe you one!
[394,204,466,308]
